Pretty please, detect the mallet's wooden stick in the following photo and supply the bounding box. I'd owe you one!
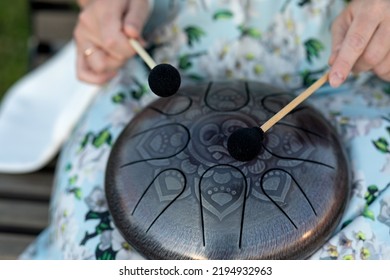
[260,72,329,133]
[128,38,157,69]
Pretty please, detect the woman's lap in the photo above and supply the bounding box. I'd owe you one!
[19,72,390,259]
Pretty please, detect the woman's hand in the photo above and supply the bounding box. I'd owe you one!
[329,0,390,87]
[74,0,150,84]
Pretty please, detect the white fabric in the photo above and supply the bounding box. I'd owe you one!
[0,42,99,173]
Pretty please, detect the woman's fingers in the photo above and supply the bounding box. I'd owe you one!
[76,46,117,85]
[74,24,121,84]
[96,0,136,60]
[373,50,390,81]
[73,0,153,83]
[328,9,349,67]
[353,22,390,73]
[123,0,151,38]
[84,45,125,74]
[329,0,390,87]
[74,0,149,83]
[329,11,379,87]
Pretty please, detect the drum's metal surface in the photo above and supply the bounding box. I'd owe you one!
[105,81,350,259]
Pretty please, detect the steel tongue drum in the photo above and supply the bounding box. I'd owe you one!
[105,80,350,260]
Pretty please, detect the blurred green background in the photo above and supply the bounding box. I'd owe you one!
[0,0,78,102]
[0,1,30,101]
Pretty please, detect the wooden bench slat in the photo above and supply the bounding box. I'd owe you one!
[0,199,49,232]
[0,233,35,260]
[0,172,54,201]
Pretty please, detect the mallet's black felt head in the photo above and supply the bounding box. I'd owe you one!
[148,64,181,97]
[227,127,264,162]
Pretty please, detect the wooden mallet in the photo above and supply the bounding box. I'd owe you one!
[227,72,330,161]
[128,38,181,97]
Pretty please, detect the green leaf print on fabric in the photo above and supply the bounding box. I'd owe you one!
[383,85,390,96]
[365,185,379,205]
[112,84,147,103]
[187,73,204,81]
[66,175,82,200]
[298,0,311,6]
[301,70,314,86]
[304,39,325,63]
[92,128,113,148]
[372,137,390,154]
[340,219,353,230]
[69,175,78,186]
[131,84,148,100]
[362,205,375,221]
[81,211,112,246]
[96,246,117,260]
[238,25,262,39]
[179,51,207,71]
[300,68,328,87]
[184,26,206,47]
[65,163,72,171]
[213,9,233,20]
[179,54,192,70]
[112,92,126,104]
[96,220,111,234]
[85,211,104,220]
[78,132,94,153]
[69,187,82,200]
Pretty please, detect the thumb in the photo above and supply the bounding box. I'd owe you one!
[123,0,151,39]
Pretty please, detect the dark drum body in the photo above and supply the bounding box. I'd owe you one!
[105,81,350,260]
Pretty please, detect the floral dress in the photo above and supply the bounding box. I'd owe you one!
[21,0,390,260]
